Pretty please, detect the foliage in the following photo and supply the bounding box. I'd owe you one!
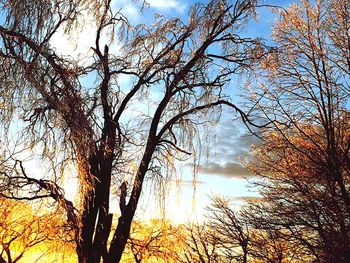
[244,125,350,262]
[1,0,349,262]
[0,198,74,263]
[244,0,350,262]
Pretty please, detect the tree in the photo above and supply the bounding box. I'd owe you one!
[0,197,73,263]
[179,222,223,263]
[245,126,350,262]
[247,0,350,206]
[247,228,299,263]
[124,219,180,263]
[244,1,350,261]
[0,0,260,262]
[178,196,250,263]
[206,196,250,263]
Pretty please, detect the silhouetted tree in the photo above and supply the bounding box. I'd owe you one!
[125,219,180,263]
[0,197,72,263]
[179,222,222,263]
[206,196,250,263]
[179,196,250,263]
[245,126,350,262]
[0,0,260,262]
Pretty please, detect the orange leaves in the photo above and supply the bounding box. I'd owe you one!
[124,219,184,263]
[248,124,326,180]
[0,198,75,262]
[260,51,280,72]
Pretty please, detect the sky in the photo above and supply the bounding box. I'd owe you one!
[9,0,295,224]
[48,0,297,223]
[146,0,297,223]
[99,0,294,223]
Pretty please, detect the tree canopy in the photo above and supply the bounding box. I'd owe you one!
[0,0,260,262]
[0,0,349,262]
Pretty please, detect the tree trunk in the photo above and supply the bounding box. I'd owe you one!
[107,144,154,263]
[242,246,248,263]
[75,153,114,263]
[107,212,133,262]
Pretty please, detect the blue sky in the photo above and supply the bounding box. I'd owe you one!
[48,0,296,223]
[119,0,297,223]
[1,0,296,223]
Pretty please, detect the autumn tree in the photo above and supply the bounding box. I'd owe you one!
[0,0,261,262]
[0,198,44,263]
[245,126,350,262]
[247,228,299,263]
[244,0,350,262]
[0,197,73,263]
[124,219,180,263]
[241,201,308,263]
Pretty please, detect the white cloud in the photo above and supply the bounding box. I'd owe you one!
[50,25,94,62]
[145,0,186,12]
[113,1,141,24]
[122,3,139,17]
[50,9,122,65]
[50,0,187,59]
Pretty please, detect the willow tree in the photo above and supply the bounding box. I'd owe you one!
[0,0,259,262]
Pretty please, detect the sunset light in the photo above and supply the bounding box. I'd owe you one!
[0,0,349,262]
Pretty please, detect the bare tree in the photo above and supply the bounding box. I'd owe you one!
[125,219,179,263]
[245,125,350,262]
[179,222,223,263]
[0,0,261,262]
[248,229,293,263]
[244,1,350,261]
[206,196,250,263]
[243,209,306,263]
[179,196,250,263]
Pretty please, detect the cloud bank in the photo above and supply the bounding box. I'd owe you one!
[198,117,261,179]
[199,161,255,178]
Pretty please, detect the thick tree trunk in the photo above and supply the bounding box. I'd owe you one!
[75,153,114,263]
[108,145,154,263]
[107,180,146,263]
[107,211,133,262]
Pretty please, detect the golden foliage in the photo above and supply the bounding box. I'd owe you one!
[122,219,185,263]
[0,198,75,262]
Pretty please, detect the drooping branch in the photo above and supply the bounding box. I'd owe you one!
[0,160,78,234]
